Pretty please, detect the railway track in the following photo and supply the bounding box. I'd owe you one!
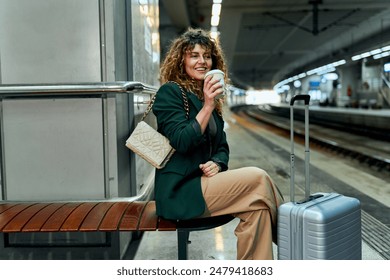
[231,104,390,173]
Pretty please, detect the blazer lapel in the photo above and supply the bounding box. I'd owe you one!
[187,92,203,112]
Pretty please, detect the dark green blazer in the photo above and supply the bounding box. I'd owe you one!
[152,82,229,220]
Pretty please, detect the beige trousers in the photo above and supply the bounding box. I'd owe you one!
[201,167,283,260]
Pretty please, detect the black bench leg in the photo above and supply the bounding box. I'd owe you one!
[177,229,190,260]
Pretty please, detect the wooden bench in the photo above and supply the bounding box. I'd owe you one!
[0,200,234,260]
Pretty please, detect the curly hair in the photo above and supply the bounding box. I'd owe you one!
[160,28,229,115]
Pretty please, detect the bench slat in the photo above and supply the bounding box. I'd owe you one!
[99,202,131,231]
[1,202,222,233]
[41,203,80,232]
[157,218,177,231]
[118,201,147,231]
[0,204,31,231]
[137,201,158,231]
[0,203,18,215]
[60,202,98,231]
[79,202,115,231]
[22,203,68,232]
[2,203,50,232]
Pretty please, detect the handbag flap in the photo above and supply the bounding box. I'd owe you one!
[125,121,175,168]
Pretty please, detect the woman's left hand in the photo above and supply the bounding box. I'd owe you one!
[199,161,220,177]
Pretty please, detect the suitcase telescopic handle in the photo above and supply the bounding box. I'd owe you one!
[290,94,310,105]
[290,94,310,202]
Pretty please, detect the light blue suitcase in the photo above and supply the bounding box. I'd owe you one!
[277,95,361,260]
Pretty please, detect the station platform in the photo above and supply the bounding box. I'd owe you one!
[268,103,390,136]
[129,105,387,260]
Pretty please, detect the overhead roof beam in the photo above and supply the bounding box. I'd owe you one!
[161,0,190,29]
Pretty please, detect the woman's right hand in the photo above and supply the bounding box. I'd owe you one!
[203,75,224,108]
[195,75,224,134]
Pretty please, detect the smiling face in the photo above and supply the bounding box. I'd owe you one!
[184,44,213,84]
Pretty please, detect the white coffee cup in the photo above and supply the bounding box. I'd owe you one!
[204,69,225,99]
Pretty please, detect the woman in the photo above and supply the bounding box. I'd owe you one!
[152,28,284,260]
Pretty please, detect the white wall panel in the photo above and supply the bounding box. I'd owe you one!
[2,98,105,200]
[0,0,101,83]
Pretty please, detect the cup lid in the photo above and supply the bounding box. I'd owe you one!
[204,69,224,77]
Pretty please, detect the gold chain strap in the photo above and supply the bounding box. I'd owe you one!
[141,81,189,121]
[168,81,189,119]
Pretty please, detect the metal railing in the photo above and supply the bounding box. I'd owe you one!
[0,81,157,97]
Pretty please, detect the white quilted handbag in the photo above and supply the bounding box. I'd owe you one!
[126,121,175,169]
[126,82,189,169]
